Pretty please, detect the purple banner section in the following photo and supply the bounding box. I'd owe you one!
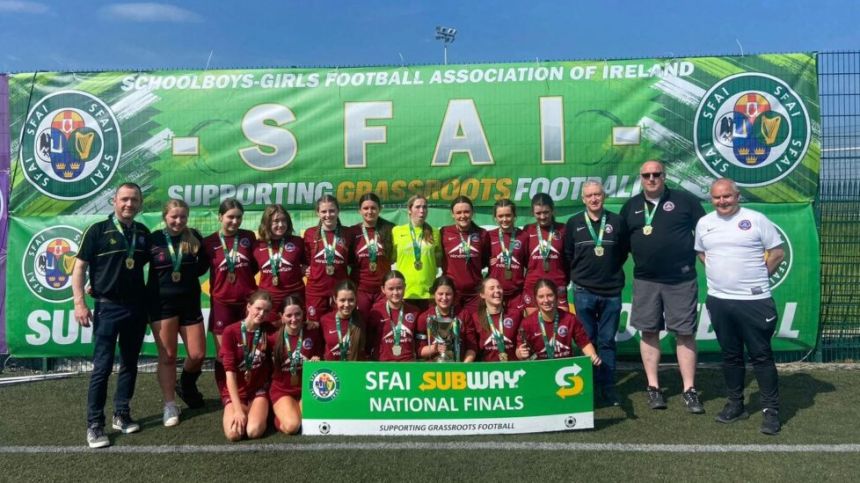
[1,74,9,354]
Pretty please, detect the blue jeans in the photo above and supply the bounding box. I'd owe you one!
[573,286,621,388]
[87,300,147,427]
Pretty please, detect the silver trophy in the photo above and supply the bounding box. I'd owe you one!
[429,316,455,362]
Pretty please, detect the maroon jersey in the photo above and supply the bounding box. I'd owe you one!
[368,301,421,362]
[203,229,258,304]
[518,310,590,359]
[253,235,305,299]
[416,306,469,361]
[319,311,367,361]
[440,225,489,299]
[219,321,273,401]
[268,328,323,400]
[463,306,522,362]
[522,222,567,294]
[303,225,351,298]
[348,223,393,293]
[487,227,528,296]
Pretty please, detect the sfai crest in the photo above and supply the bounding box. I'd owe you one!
[694,73,810,187]
[23,225,83,302]
[19,91,121,200]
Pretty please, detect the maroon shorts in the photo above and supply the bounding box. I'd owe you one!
[305,294,331,322]
[220,387,268,407]
[357,289,384,317]
[209,300,245,335]
[269,386,301,406]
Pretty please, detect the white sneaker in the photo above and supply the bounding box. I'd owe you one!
[163,404,181,427]
[86,425,110,449]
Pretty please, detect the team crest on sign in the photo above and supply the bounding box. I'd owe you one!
[19,90,121,200]
[23,225,83,302]
[310,369,340,402]
[694,73,810,187]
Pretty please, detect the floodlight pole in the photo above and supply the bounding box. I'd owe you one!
[435,26,457,65]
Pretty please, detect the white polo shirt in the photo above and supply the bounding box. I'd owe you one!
[694,207,783,300]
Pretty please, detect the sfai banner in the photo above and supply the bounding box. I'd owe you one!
[8,53,818,216]
[301,358,594,435]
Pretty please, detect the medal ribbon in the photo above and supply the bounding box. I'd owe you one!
[538,310,559,359]
[163,229,183,274]
[584,212,606,249]
[321,228,339,269]
[498,228,515,269]
[536,224,554,264]
[485,311,507,356]
[361,224,378,264]
[458,230,472,264]
[240,321,263,373]
[218,232,238,274]
[110,215,137,264]
[267,239,282,281]
[335,315,351,361]
[283,327,303,375]
[643,200,659,228]
[433,306,461,361]
[408,223,423,265]
[385,303,404,349]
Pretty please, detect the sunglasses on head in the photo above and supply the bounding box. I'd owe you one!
[640,172,663,180]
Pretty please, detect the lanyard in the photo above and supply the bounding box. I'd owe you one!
[431,306,461,361]
[584,212,606,248]
[267,239,282,280]
[644,200,660,227]
[240,321,262,372]
[163,229,183,273]
[283,327,303,375]
[361,224,378,263]
[110,215,136,268]
[485,311,507,355]
[218,232,238,273]
[536,224,554,263]
[408,223,423,263]
[321,228,339,267]
[458,230,472,264]
[497,228,515,268]
[335,315,351,361]
[538,310,559,359]
[385,303,404,347]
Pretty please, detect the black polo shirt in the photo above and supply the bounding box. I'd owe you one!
[564,209,628,296]
[77,215,151,304]
[620,187,705,284]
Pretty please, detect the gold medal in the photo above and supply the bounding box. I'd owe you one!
[272,275,279,287]
[499,353,508,362]
[392,344,402,356]
[594,246,604,257]
[504,268,513,280]
[227,272,237,284]
[369,261,377,272]
[290,374,299,386]
[125,257,135,269]
[414,260,422,270]
[171,271,181,283]
[326,265,335,276]
[643,225,653,236]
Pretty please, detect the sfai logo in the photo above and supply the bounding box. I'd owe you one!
[309,369,340,402]
[22,225,83,302]
[19,90,121,200]
[694,73,810,187]
[768,222,793,290]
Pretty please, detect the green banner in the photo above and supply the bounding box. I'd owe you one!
[301,358,594,435]
[3,203,817,357]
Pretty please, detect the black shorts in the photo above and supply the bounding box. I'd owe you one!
[150,294,204,327]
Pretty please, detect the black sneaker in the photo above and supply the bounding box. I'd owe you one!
[646,386,667,410]
[176,372,205,409]
[760,408,781,435]
[601,386,621,407]
[112,412,141,434]
[86,425,110,449]
[682,387,705,414]
[715,401,749,423]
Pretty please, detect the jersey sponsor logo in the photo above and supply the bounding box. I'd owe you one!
[310,369,340,402]
[22,225,83,302]
[662,201,675,212]
[768,222,793,290]
[738,219,752,230]
[19,90,122,200]
[694,73,811,187]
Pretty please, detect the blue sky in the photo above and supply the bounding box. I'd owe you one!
[1,0,858,72]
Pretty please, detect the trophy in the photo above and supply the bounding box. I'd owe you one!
[429,315,456,362]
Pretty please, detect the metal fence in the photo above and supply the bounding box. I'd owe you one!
[2,51,860,374]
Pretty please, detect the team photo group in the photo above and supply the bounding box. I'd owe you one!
[73,159,785,448]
